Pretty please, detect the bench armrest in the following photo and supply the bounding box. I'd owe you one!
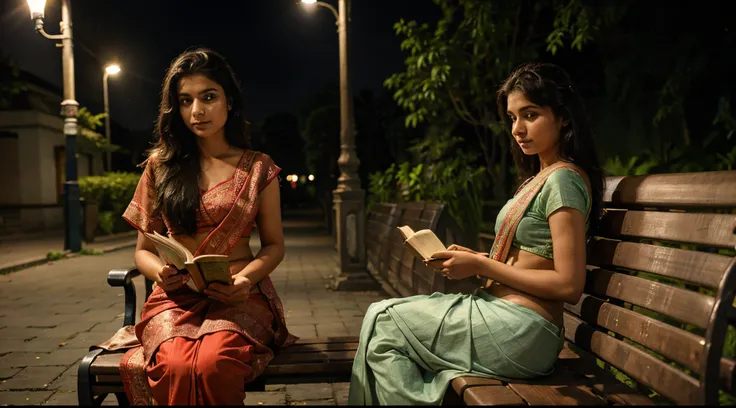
[108,268,141,327]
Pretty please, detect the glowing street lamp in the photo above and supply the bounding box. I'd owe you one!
[25,0,82,252]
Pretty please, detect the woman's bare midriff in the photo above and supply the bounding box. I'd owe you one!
[484,247,563,328]
[171,232,258,292]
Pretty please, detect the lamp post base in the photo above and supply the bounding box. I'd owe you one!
[329,188,377,291]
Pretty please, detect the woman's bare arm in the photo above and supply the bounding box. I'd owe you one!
[133,232,166,284]
[233,179,285,284]
[474,207,588,303]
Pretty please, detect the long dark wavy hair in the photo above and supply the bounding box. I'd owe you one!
[146,48,251,236]
[497,62,604,235]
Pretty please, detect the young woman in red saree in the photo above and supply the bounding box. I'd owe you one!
[95,48,297,405]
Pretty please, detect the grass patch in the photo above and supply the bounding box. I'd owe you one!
[79,249,105,256]
[46,251,65,261]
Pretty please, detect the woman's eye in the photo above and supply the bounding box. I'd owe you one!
[180,98,191,106]
[524,112,537,119]
[205,93,216,101]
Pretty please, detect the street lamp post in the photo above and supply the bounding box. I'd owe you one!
[103,64,120,172]
[26,0,81,252]
[301,0,370,290]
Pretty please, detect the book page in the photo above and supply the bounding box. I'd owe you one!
[157,232,194,264]
[144,232,188,270]
[407,229,447,260]
[397,225,415,240]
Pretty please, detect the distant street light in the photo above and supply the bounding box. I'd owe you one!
[301,0,367,290]
[103,64,121,172]
[25,0,82,252]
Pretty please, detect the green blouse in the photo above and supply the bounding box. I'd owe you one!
[493,168,591,260]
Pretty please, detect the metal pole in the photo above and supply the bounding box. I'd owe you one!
[103,71,111,172]
[60,0,81,252]
[330,0,369,290]
[336,0,360,193]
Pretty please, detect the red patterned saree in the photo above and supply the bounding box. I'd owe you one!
[94,150,298,405]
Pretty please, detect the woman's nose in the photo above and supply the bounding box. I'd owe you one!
[192,101,205,117]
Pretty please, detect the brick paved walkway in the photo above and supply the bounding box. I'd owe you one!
[0,213,387,405]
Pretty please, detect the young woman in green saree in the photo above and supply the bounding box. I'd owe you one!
[348,62,605,405]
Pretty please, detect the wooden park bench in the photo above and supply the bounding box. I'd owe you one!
[446,170,736,405]
[364,171,736,405]
[78,170,736,405]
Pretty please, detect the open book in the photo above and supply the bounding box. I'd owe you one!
[397,225,449,262]
[144,231,232,292]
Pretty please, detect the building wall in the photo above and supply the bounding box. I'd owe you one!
[0,110,104,233]
[0,134,20,205]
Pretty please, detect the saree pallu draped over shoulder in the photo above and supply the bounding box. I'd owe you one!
[348,161,591,405]
[93,150,298,405]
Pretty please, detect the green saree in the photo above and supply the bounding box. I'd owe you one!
[348,162,591,405]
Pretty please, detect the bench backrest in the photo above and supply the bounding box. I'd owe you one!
[384,202,443,296]
[566,170,736,405]
[366,203,400,283]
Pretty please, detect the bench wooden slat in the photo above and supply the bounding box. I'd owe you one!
[463,384,526,406]
[451,376,502,395]
[261,361,354,377]
[95,375,121,384]
[564,312,701,405]
[290,336,358,345]
[557,345,656,405]
[599,210,736,248]
[90,352,124,375]
[276,341,358,354]
[270,350,355,365]
[586,268,715,329]
[420,210,438,223]
[603,171,736,208]
[587,239,731,289]
[507,376,606,406]
[565,293,736,392]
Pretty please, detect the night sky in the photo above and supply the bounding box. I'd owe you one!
[1,0,440,132]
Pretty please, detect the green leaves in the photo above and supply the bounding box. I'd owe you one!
[545,0,603,55]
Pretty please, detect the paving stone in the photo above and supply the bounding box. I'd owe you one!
[288,399,335,406]
[286,324,317,339]
[0,329,45,340]
[33,325,95,341]
[244,390,287,405]
[0,390,54,405]
[0,366,66,390]
[60,331,112,350]
[311,308,342,318]
[43,390,78,405]
[100,394,120,406]
[1,338,73,354]
[0,340,31,353]
[285,383,334,402]
[0,368,22,381]
[342,322,364,337]
[315,323,349,337]
[0,351,81,368]
[46,364,78,392]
